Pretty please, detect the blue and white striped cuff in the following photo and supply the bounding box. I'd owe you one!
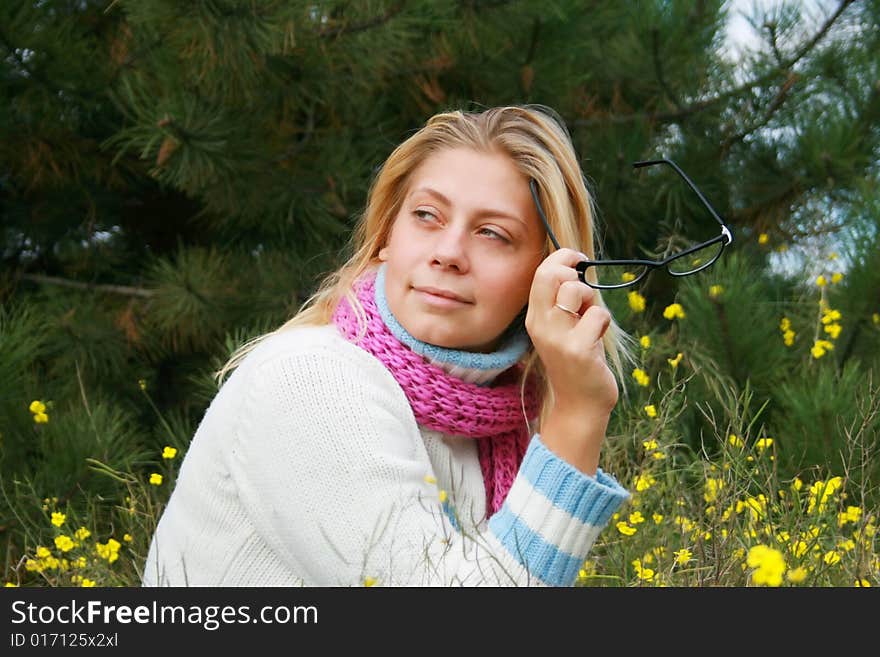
[488,434,631,586]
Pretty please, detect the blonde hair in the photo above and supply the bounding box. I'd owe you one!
[216,104,634,424]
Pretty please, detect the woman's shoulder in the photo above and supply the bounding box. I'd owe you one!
[236,323,391,382]
[224,323,412,420]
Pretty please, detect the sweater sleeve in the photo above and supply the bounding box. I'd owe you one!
[229,334,630,586]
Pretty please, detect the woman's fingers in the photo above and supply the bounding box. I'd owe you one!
[528,248,586,314]
[575,305,612,344]
[556,279,592,315]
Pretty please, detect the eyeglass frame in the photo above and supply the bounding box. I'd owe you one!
[529,158,734,290]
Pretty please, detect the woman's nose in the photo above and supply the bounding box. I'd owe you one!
[431,224,469,272]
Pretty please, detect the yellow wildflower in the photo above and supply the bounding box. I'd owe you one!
[747,545,786,587]
[643,439,658,451]
[674,516,695,533]
[824,323,842,339]
[755,438,773,452]
[54,535,75,553]
[74,527,91,541]
[811,339,834,359]
[138,379,147,391]
[815,275,827,287]
[5,582,18,587]
[838,506,862,527]
[438,489,448,503]
[787,567,808,584]
[629,511,645,524]
[423,474,436,484]
[667,352,683,369]
[831,272,843,284]
[633,559,654,582]
[81,579,97,587]
[149,473,163,486]
[758,233,769,245]
[854,578,872,587]
[662,303,686,320]
[621,272,636,283]
[161,446,178,459]
[632,559,654,582]
[783,329,795,346]
[704,477,724,503]
[634,473,656,492]
[808,477,843,514]
[652,513,664,524]
[616,521,637,536]
[823,551,841,566]
[673,548,693,567]
[95,539,121,563]
[632,368,650,387]
[123,533,133,542]
[29,400,46,414]
[643,404,657,418]
[709,285,724,298]
[737,495,767,520]
[821,308,842,324]
[51,512,66,527]
[628,291,646,313]
[729,434,744,448]
[639,335,651,349]
[578,561,597,581]
[363,577,378,587]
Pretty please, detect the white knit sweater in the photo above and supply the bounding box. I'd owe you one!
[142,324,630,587]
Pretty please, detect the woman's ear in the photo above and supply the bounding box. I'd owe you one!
[378,247,389,261]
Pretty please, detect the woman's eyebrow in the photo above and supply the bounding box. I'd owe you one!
[410,186,527,227]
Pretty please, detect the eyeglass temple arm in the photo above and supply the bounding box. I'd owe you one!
[529,179,562,250]
[633,159,734,244]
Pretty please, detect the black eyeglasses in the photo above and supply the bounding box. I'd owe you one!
[530,158,734,290]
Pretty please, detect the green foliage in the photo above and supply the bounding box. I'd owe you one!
[1,0,878,586]
[772,363,880,481]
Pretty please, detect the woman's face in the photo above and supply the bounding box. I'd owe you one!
[379,147,546,352]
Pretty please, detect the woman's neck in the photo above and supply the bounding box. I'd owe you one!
[374,263,530,386]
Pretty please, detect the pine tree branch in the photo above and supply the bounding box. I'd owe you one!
[20,274,155,298]
[572,0,855,127]
[318,2,407,39]
[719,70,799,152]
[108,36,165,86]
[0,27,74,102]
[651,27,682,111]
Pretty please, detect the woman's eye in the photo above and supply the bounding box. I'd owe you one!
[414,210,437,222]
[479,227,509,242]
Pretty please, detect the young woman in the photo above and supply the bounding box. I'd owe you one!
[142,104,632,587]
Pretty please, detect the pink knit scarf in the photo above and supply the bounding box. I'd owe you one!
[331,269,540,515]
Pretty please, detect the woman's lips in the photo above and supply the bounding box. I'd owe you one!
[413,287,472,308]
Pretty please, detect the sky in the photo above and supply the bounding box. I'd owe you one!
[724,0,831,58]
